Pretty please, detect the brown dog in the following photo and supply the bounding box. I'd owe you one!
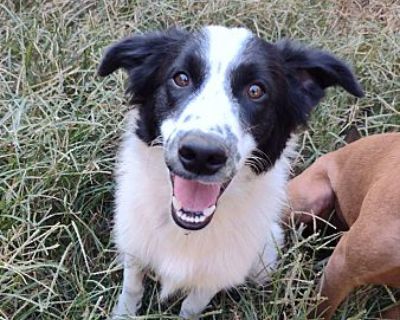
[287,133,400,319]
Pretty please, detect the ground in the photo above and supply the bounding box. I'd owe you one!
[0,0,399,319]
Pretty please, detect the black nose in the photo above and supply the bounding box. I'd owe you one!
[178,134,228,175]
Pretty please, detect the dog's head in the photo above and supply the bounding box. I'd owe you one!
[99,26,363,231]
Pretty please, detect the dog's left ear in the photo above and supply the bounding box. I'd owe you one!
[276,40,364,112]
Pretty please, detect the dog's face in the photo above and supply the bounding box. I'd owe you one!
[99,26,363,231]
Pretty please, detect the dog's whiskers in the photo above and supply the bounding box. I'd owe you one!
[245,148,272,172]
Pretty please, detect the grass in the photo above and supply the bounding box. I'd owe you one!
[0,0,399,319]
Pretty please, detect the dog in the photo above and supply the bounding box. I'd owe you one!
[98,25,363,318]
[287,133,400,319]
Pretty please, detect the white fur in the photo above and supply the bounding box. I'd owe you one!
[113,26,292,318]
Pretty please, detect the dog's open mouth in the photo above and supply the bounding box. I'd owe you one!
[170,175,229,230]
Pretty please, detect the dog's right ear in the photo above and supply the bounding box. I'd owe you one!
[98,28,189,103]
[97,28,189,77]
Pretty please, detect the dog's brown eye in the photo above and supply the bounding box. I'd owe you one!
[173,72,190,87]
[247,84,265,100]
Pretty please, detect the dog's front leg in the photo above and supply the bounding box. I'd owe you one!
[113,260,144,318]
[179,288,218,319]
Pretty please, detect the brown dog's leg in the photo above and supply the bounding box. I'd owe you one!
[317,231,400,319]
[316,178,400,319]
[286,157,335,225]
[315,231,356,319]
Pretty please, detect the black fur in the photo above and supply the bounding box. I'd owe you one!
[98,28,191,142]
[98,28,363,174]
[276,40,364,109]
[229,38,364,172]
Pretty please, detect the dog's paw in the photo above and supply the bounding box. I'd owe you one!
[179,309,201,320]
[112,306,137,319]
[111,292,141,319]
[111,305,136,319]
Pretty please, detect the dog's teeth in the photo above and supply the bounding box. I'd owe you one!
[172,196,182,211]
[178,210,208,224]
[203,205,216,217]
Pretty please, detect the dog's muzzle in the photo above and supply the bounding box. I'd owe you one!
[165,131,237,231]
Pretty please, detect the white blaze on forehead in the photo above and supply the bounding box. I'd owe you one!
[161,26,256,166]
[203,25,251,77]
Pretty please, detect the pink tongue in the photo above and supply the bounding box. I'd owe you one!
[173,176,221,211]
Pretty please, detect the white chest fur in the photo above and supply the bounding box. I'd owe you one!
[114,118,289,298]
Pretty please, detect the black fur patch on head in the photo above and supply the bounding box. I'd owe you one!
[98,28,192,143]
[230,38,296,172]
[230,37,363,173]
[161,34,207,118]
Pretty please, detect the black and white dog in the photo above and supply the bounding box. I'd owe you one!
[98,26,363,319]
